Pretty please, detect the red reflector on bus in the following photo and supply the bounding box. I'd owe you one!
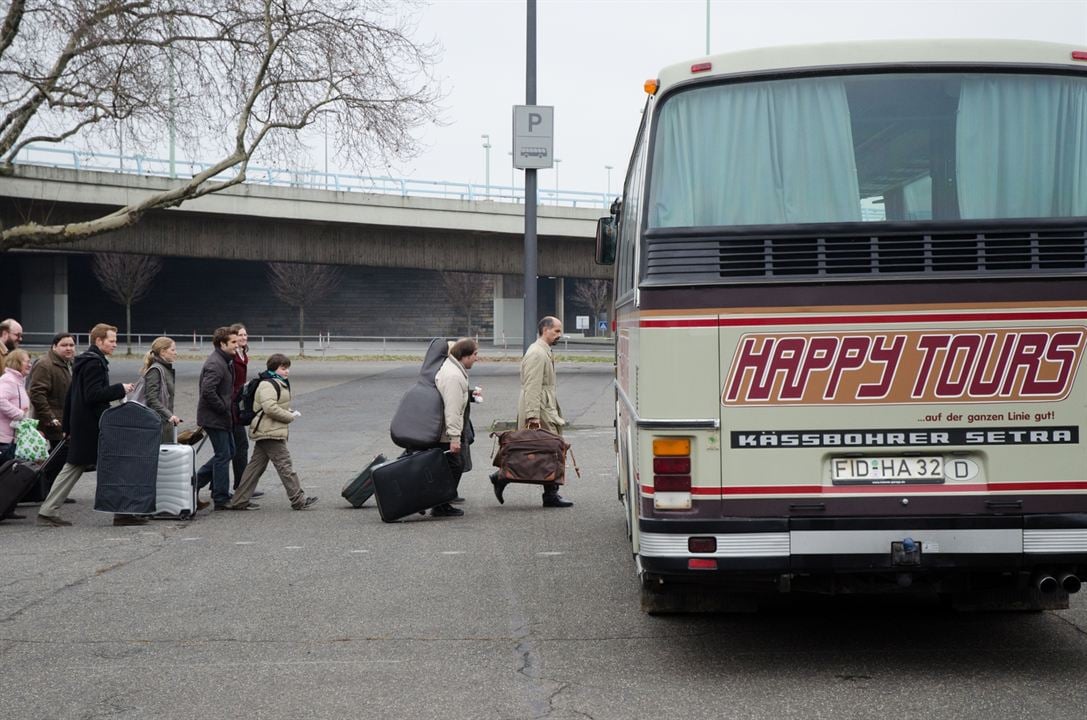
[653,475,691,492]
[688,558,718,570]
[653,457,691,474]
[1073,51,1087,61]
[688,536,717,553]
[691,62,712,73]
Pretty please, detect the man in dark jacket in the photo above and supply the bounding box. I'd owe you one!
[28,332,76,448]
[36,324,134,527]
[228,322,261,497]
[195,326,240,510]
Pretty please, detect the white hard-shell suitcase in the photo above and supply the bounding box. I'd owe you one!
[155,428,197,519]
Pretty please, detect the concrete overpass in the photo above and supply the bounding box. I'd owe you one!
[0,164,607,277]
[0,164,612,341]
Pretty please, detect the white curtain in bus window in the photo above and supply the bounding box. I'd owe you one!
[648,77,861,228]
[956,75,1087,219]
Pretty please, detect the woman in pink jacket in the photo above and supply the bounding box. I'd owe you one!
[0,348,32,451]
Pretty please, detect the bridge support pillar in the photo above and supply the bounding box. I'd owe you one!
[20,255,68,337]
[492,274,524,349]
[554,277,564,330]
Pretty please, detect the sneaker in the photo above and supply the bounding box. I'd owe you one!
[431,503,464,517]
[196,499,211,511]
[224,502,260,511]
[251,490,265,498]
[450,495,466,504]
[292,496,319,510]
[113,515,150,526]
[37,514,72,527]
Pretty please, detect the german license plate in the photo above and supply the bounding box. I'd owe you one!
[831,456,944,485]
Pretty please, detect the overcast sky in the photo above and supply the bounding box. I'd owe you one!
[367,0,1087,197]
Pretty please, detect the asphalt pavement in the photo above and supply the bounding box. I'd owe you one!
[2,357,1087,719]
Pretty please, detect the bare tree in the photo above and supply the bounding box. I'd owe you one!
[440,271,489,336]
[572,279,612,337]
[91,253,163,354]
[266,262,342,356]
[0,0,439,251]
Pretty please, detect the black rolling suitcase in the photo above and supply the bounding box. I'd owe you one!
[341,453,387,508]
[372,448,456,522]
[0,460,40,520]
[20,440,68,504]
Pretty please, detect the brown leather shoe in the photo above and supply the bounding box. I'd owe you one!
[37,514,72,527]
[196,498,211,511]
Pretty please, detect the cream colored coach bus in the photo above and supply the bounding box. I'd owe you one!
[595,40,1087,612]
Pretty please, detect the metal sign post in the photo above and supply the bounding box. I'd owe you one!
[521,0,540,353]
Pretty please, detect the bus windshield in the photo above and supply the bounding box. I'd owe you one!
[647,72,1087,229]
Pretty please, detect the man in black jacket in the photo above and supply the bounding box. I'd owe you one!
[37,324,134,527]
[195,326,240,510]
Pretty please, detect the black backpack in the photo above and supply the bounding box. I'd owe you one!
[237,374,280,425]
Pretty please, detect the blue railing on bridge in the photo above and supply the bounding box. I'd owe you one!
[12,144,613,209]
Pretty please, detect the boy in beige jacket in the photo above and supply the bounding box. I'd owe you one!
[226,354,318,511]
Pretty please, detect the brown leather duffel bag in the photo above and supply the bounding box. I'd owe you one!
[491,428,579,485]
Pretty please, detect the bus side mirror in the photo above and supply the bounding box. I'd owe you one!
[595,216,617,265]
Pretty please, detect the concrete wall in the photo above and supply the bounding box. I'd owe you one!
[63,255,496,339]
[4,253,606,344]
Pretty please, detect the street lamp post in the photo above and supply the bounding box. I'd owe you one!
[481,134,492,199]
[605,164,613,195]
[554,158,561,199]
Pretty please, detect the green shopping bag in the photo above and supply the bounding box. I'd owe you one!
[13,417,49,463]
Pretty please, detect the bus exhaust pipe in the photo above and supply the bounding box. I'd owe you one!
[1059,573,1081,594]
[1035,573,1059,594]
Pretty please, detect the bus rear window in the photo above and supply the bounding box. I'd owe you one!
[647,72,1087,229]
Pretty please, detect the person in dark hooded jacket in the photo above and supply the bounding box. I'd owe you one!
[36,324,135,527]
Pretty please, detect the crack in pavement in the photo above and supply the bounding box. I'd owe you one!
[0,536,170,625]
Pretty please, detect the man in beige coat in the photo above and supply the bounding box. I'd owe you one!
[497,316,573,508]
[431,338,480,518]
[227,354,318,511]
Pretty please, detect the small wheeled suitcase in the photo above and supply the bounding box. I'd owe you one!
[154,428,197,519]
[0,460,39,520]
[19,439,68,504]
[94,403,162,515]
[341,453,387,508]
[372,448,456,522]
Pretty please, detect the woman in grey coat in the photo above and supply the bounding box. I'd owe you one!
[142,336,180,443]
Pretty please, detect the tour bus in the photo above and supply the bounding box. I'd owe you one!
[595,40,1087,612]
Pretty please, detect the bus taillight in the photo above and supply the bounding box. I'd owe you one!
[652,436,692,510]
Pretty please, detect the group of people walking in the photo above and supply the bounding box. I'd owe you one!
[431,315,573,518]
[0,319,317,527]
[0,313,573,526]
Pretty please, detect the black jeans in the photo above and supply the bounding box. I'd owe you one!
[231,424,250,489]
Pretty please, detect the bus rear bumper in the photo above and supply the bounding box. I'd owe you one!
[636,515,1087,589]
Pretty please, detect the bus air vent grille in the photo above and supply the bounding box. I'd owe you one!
[643,225,1087,284]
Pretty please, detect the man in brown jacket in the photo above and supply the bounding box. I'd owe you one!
[28,332,76,448]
